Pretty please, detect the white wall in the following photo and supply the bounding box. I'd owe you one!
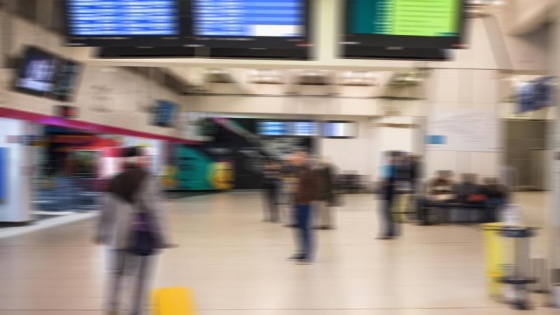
[425,69,502,179]
[319,119,376,180]
[184,95,381,117]
[319,116,418,181]
[0,15,189,140]
[505,0,557,35]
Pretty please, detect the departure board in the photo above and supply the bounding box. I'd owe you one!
[193,0,304,37]
[348,0,461,37]
[67,0,179,36]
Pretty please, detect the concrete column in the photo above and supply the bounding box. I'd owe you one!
[0,118,34,223]
[547,3,560,291]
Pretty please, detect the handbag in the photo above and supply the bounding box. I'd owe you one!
[467,194,487,202]
[127,211,159,256]
[127,181,160,257]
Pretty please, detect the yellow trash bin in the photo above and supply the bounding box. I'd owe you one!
[482,222,512,299]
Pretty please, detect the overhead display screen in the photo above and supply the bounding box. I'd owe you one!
[193,0,304,37]
[67,0,179,36]
[343,0,464,50]
[349,0,460,37]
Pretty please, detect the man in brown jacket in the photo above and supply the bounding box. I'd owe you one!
[289,151,320,264]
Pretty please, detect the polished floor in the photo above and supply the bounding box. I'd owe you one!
[0,191,555,314]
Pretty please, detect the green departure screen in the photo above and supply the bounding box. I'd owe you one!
[348,0,461,37]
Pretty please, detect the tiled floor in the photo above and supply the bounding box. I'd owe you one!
[0,191,556,314]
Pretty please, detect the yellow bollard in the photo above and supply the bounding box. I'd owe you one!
[482,223,504,299]
[153,287,196,315]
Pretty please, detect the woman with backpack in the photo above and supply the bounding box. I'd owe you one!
[96,146,174,315]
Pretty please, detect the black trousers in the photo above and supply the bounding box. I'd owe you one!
[107,250,153,315]
[263,185,279,222]
[380,193,398,237]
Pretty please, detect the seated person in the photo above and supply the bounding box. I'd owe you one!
[416,171,455,224]
[426,170,455,202]
[482,177,508,208]
[453,173,485,204]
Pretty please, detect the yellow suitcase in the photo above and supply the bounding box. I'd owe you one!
[153,287,196,315]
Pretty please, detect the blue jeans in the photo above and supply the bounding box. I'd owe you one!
[295,204,314,259]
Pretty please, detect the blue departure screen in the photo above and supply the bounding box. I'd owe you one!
[292,121,317,136]
[193,0,304,37]
[258,122,288,136]
[67,0,179,36]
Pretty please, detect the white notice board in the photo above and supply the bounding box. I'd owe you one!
[427,108,500,152]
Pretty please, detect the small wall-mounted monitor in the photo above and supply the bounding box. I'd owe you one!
[323,121,358,138]
[14,46,82,101]
[14,46,60,97]
[515,77,556,114]
[152,100,179,128]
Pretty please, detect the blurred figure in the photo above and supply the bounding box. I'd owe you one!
[396,152,412,189]
[96,146,172,315]
[289,151,320,263]
[315,159,337,230]
[453,173,484,203]
[409,155,422,192]
[417,170,455,225]
[262,160,281,222]
[280,160,298,226]
[481,177,508,222]
[377,151,400,239]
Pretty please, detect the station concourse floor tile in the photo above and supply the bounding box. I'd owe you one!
[0,191,551,314]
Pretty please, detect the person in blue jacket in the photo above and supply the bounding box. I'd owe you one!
[378,151,401,239]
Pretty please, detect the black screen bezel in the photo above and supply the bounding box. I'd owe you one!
[50,58,83,102]
[13,46,84,102]
[63,0,189,47]
[152,100,180,128]
[341,0,467,50]
[13,46,61,99]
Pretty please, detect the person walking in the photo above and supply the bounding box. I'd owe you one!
[288,152,320,264]
[315,159,336,230]
[262,161,281,222]
[378,151,400,239]
[96,146,173,315]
